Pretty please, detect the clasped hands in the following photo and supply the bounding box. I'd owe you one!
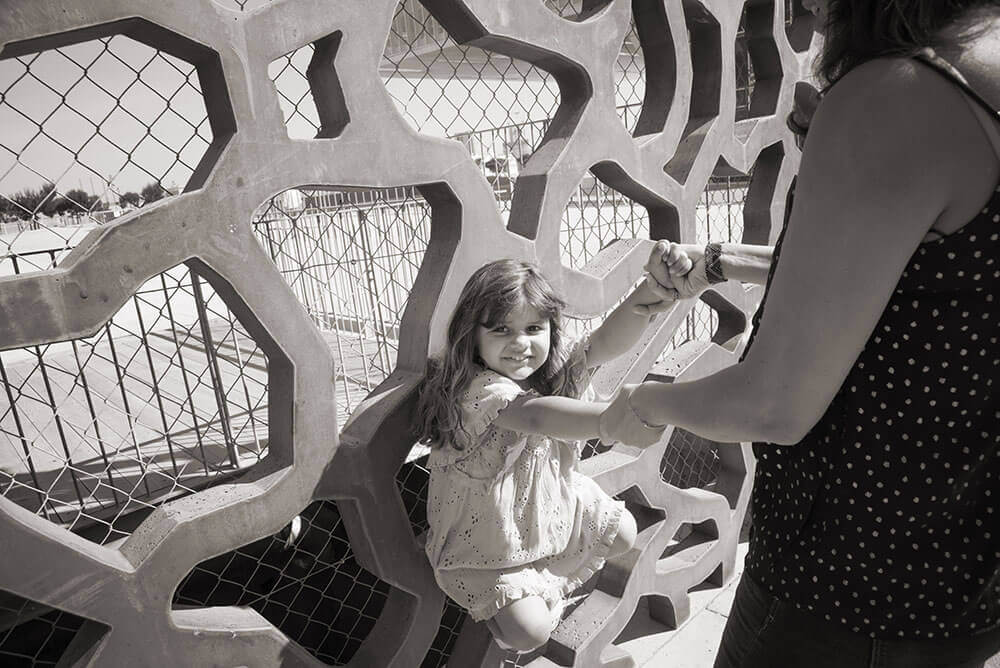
[600,240,712,447]
[631,240,714,317]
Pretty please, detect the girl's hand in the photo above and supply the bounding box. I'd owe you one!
[631,272,679,316]
[598,384,667,448]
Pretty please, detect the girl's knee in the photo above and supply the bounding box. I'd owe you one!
[498,623,551,653]
[609,509,638,557]
[491,597,554,652]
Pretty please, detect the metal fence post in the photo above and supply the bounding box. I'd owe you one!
[189,267,240,469]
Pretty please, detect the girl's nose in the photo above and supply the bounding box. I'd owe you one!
[512,332,531,347]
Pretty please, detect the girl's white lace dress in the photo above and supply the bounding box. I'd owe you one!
[424,341,624,621]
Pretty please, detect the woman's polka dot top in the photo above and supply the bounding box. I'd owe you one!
[743,57,1000,640]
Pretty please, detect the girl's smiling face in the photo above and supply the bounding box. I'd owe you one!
[476,302,551,384]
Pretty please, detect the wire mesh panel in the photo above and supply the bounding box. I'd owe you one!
[0,592,96,668]
[735,9,756,123]
[382,0,561,219]
[174,499,389,665]
[394,453,469,668]
[560,180,651,272]
[0,34,210,244]
[0,262,268,545]
[422,599,467,668]
[0,31,244,544]
[267,44,322,139]
[251,186,430,424]
[659,427,722,489]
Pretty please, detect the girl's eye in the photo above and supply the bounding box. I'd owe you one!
[527,325,544,333]
[492,326,508,334]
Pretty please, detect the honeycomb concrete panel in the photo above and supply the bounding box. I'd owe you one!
[1,0,819,665]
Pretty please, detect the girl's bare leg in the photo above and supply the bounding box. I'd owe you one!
[490,596,553,653]
[485,617,509,648]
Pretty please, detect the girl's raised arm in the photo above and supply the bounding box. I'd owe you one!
[585,277,671,368]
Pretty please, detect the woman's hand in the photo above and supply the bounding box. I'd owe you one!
[599,384,667,448]
[644,240,713,301]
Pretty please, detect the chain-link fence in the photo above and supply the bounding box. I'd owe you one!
[0,256,268,546]
[0,591,90,668]
[1,1,778,665]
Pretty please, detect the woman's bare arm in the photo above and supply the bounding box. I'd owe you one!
[619,57,999,444]
[674,242,773,286]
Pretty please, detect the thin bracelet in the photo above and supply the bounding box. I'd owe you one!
[626,386,668,430]
[704,242,726,284]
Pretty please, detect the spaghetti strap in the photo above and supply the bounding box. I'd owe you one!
[914,48,1000,159]
[963,93,1000,159]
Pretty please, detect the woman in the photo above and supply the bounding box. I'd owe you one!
[601,1,1000,666]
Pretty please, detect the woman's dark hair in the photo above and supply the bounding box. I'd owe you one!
[818,0,1000,87]
[415,259,580,449]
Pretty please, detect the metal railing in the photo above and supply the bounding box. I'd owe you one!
[0,246,268,544]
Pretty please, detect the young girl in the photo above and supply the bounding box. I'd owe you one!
[417,258,677,654]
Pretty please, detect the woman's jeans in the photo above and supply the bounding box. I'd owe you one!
[715,574,1000,668]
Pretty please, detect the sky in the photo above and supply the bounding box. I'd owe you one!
[0,36,211,200]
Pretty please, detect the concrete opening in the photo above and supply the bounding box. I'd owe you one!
[266,29,351,140]
[381,0,562,223]
[784,0,817,53]
[0,262,269,545]
[661,518,719,563]
[544,0,615,22]
[735,1,782,129]
[0,31,215,268]
[250,185,432,426]
[662,0,722,184]
[0,590,109,667]
[173,499,389,665]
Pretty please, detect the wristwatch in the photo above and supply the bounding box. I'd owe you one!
[705,242,726,284]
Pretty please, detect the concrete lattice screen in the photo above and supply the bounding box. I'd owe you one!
[0,1,818,666]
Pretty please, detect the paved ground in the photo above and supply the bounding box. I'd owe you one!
[638,542,1000,668]
[612,542,746,668]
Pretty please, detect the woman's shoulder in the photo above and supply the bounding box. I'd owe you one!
[810,55,983,170]
[823,56,962,114]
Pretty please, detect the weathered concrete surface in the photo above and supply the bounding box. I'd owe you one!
[0,0,818,666]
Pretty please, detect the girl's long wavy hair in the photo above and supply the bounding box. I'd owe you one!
[415,260,579,450]
[817,0,1000,89]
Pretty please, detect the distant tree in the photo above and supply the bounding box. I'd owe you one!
[66,189,98,209]
[50,195,74,216]
[140,181,165,205]
[56,189,99,218]
[10,186,58,221]
[0,195,16,219]
[119,191,142,209]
